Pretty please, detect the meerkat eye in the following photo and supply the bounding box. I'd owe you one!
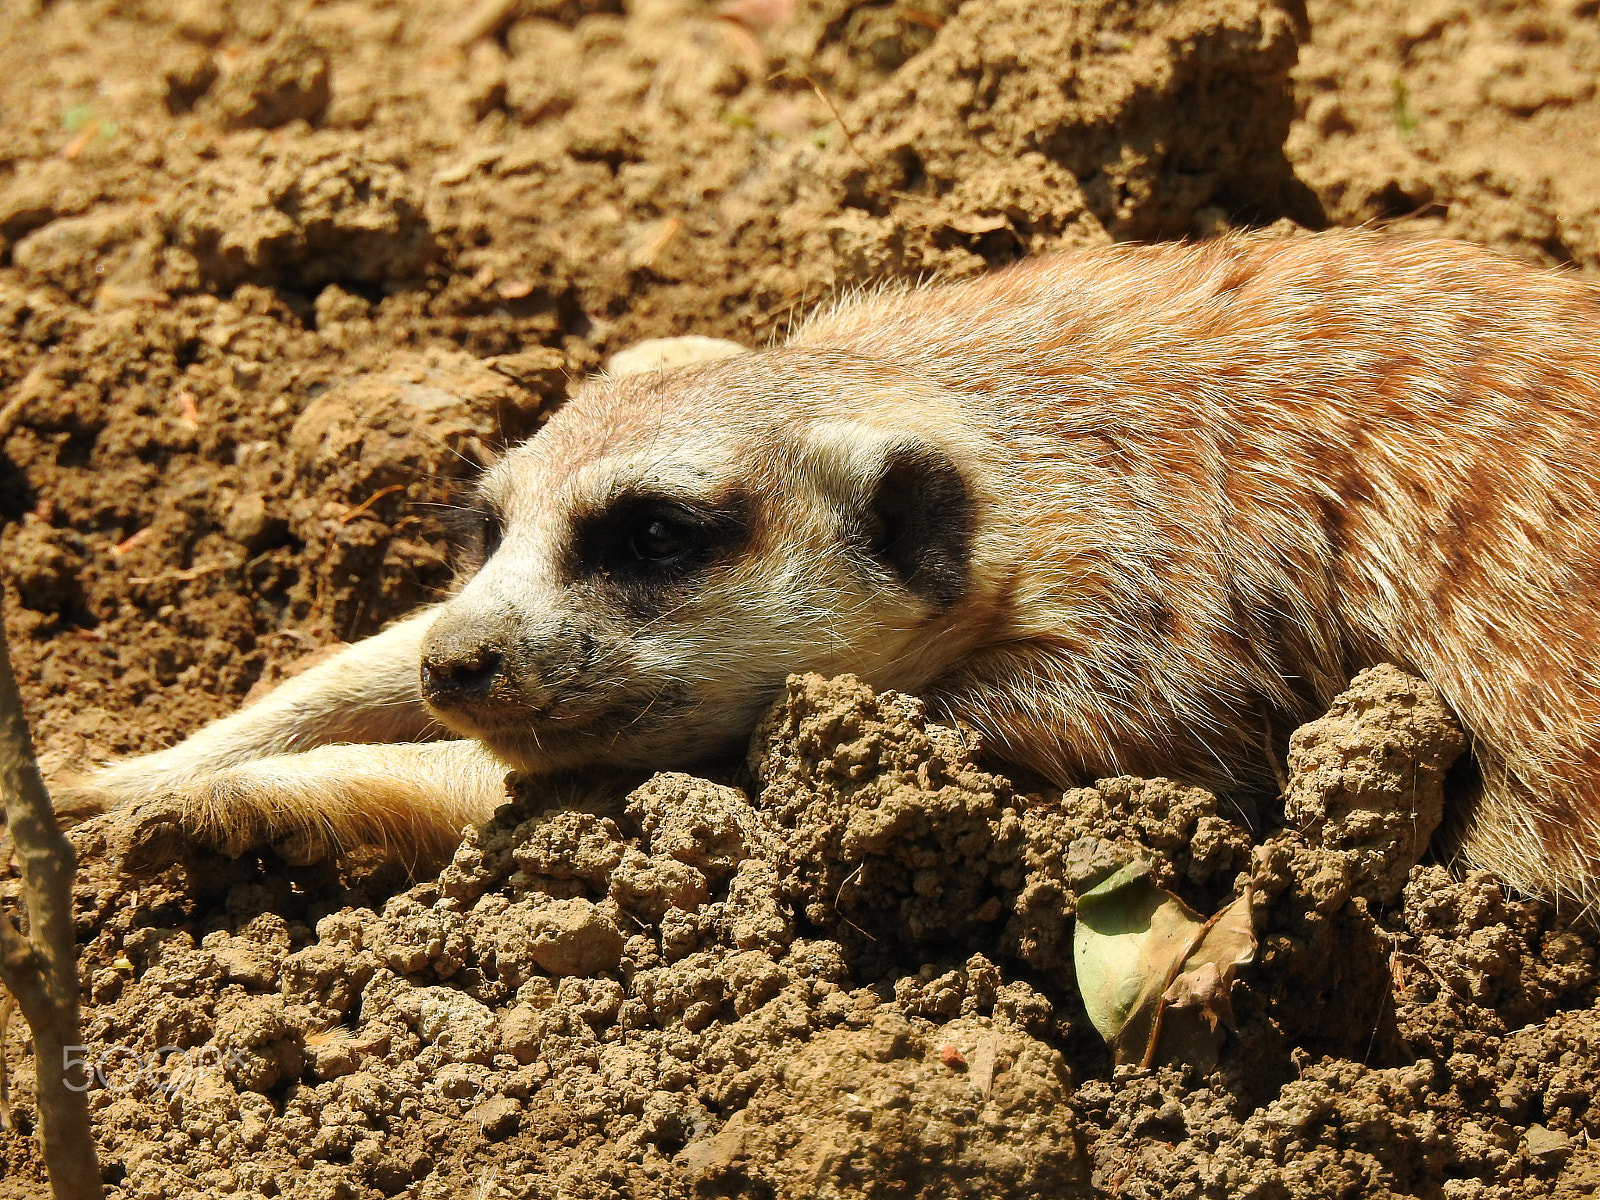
[442,499,504,575]
[572,491,753,583]
[477,508,505,560]
[628,517,698,565]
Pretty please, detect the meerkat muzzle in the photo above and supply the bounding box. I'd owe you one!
[418,604,613,735]
[419,643,504,707]
[418,610,533,721]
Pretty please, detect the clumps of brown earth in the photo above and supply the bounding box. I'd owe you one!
[1289,0,1600,270]
[0,294,562,773]
[25,667,1597,1199]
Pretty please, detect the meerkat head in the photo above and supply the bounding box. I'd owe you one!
[416,349,1005,774]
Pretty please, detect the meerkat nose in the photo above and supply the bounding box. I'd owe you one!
[419,643,505,705]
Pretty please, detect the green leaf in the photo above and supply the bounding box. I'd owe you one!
[1073,861,1256,1069]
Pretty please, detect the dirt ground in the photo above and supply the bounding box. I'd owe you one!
[2,0,1600,1196]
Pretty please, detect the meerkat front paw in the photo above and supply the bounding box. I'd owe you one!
[99,767,343,875]
[105,796,211,876]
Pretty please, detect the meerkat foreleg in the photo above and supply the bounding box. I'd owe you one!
[107,738,512,874]
[62,609,521,870]
[79,609,441,807]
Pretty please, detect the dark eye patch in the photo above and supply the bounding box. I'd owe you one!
[850,442,971,610]
[569,489,753,599]
[439,496,504,576]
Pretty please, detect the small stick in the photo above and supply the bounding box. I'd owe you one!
[0,392,32,449]
[110,528,152,557]
[0,987,15,1129]
[772,68,870,171]
[0,593,103,1197]
[1260,706,1289,795]
[127,559,237,587]
[447,0,520,47]
[340,485,405,526]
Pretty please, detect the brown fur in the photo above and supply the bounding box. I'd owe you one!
[83,230,1600,899]
[794,231,1600,898]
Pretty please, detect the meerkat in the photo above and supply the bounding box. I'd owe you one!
[74,228,1600,900]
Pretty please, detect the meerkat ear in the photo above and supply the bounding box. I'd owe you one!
[861,440,972,609]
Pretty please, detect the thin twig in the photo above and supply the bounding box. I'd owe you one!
[773,68,870,170]
[127,559,238,587]
[0,592,102,1196]
[0,989,15,1130]
[447,0,520,47]
[1260,705,1289,795]
[339,485,404,526]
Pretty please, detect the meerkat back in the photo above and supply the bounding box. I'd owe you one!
[793,230,1600,899]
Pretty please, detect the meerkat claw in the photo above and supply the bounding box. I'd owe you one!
[108,801,193,877]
